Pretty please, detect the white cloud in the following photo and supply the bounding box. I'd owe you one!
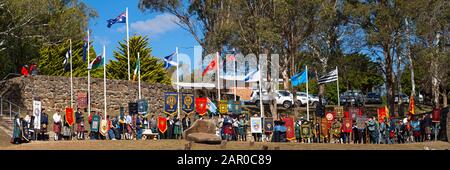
[93,36,111,46]
[129,13,180,35]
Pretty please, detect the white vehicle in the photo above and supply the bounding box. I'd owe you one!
[250,90,294,109]
[296,92,327,107]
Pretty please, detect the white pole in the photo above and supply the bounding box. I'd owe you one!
[87,30,91,117]
[176,47,180,118]
[217,52,221,101]
[70,39,73,108]
[138,52,141,100]
[234,54,237,101]
[336,66,340,106]
[103,45,107,120]
[306,65,309,121]
[259,64,264,118]
[126,7,130,81]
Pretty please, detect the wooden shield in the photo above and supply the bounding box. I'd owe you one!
[218,100,228,114]
[158,116,167,133]
[65,107,75,126]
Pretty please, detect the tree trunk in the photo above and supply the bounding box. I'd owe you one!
[385,49,396,116]
[405,18,416,97]
[442,90,448,107]
[431,58,440,108]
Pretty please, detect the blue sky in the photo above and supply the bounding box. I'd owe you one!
[82,0,199,62]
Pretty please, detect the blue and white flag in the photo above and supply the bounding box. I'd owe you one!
[207,98,217,115]
[107,12,126,28]
[244,69,260,82]
[163,52,178,69]
[291,70,308,86]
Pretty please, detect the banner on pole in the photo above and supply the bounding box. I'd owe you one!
[164,92,178,115]
[65,107,75,126]
[91,114,100,132]
[218,100,228,114]
[158,116,167,133]
[334,106,344,119]
[321,118,329,137]
[128,102,138,115]
[33,99,41,130]
[301,122,312,138]
[195,98,207,116]
[77,92,88,109]
[342,117,352,133]
[250,117,262,133]
[356,115,366,130]
[137,99,148,115]
[264,117,273,133]
[182,93,195,114]
[283,117,295,140]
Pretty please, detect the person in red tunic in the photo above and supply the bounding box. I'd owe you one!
[21,65,29,77]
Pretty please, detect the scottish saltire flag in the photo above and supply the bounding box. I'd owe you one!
[318,68,338,84]
[63,51,70,72]
[163,52,177,69]
[132,58,140,81]
[82,37,88,62]
[244,69,260,82]
[107,12,126,28]
[291,70,308,86]
[88,55,103,70]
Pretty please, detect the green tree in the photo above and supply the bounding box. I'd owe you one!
[105,35,171,84]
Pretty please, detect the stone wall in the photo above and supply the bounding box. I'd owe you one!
[0,75,174,116]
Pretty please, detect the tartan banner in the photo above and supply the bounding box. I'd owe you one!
[356,115,366,130]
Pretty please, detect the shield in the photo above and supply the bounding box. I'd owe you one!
[301,122,312,138]
[32,99,41,130]
[326,112,334,121]
[334,106,344,119]
[432,108,441,123]
[77,92,88,109]
[65,107,75,126]
[342,118,352,133]
[164,92,178,115]
[195,98,207,116]
[356,115,366,130]
[250,117,262,133]
[158,116,167,133]
[182,93,195,114]
[128,102,138,115]
[320,118,329,137]
[283,117,295,140]
[218,100,228,114]
[264,118,273,132]
[100,119,108,136]
[91,114,100,132]
[137,99,148,115]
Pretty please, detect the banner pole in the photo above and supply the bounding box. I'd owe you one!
[337,66,340,106]
[259,63,264,118]
[87,30,91,117]
[306,65,309,121]
[103,45,107,120]
[138,52,141,100]
[176,47,180,118]
[126,7,130,81]
[217,52,221,102]
[70,39,73,108]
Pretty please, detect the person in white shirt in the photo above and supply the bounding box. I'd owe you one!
[53,110,62,141]
[125,114,132,140]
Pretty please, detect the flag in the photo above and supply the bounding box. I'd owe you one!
[283,117,295,140]
[409,95,415,115]
[202,58,217,77]
[206,98,217,115]
[195,98,207,116]
[318,68,338,84]
[132,57,140,81]
[88,55,103,70]
[107,12,126,28]
[63,51,70,72]
[163,52,177,69]
[226,55,236,61]
[157,116,167,133]
[82,37,88,62]
[291,70,307,86]
[244,69,260,82]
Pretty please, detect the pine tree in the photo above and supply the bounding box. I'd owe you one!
[106,35,170,84]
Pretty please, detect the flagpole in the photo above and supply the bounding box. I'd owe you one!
[103,45,107,120]
[87,30,91,117]
[217,52,221,101]
[176,47,180,118]
[306,65,309,121]
[138,52,141,100]
[126,7,130,81]
[258,63,264,118]
[336,66,340,107]
[234,54,237,101]
[70,39,73,108]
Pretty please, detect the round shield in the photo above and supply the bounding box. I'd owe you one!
[326,112,334,121]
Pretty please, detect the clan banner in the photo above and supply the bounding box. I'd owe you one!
[77,92,87,109]
[283,117,295,140]
[264,118,274,133]
[325,111,334,121]
[342,117,352,133]
[164,92,178,115]
[158,116,168,133]
[321,118,329,137]
[100,119,108,136]
[91,114,100,132]
[137,99,148,115]
[432,108,441,123]
[182,93,195,114]
[218,100,228,114]
[128,102,138,115]
[334,106,344,119]
[301,122,312,138]
[65,107,75,126]
[250,117,262,133]
[32,99,41,130]
[195,98,207,116]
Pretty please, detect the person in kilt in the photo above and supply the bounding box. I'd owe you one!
[39,109,49,140]
[11,114,23,144]
[75,108,85,140]
[52,109,62,141]
[367,117,378,144]
[295,120,301,143]
[173,115,182,139]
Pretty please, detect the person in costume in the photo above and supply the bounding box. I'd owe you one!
[53,109,62,141]
[39,109,49,140]
[135,115,143,140]
[411,117,421,142]
[295,119,301,143]
[182,114,191,134]
[106,115,116,140]
[125,113,133,140]
[11,114,23,144]
[367,117,378,144]
[61,112,72,140]
[423,114,432,141]
[173,115,182,139]
[75,108,85,140]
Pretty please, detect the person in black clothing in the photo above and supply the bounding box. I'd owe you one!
[39,109,49,140]
[75,108,85,140]
[182,114,191,132]
[423,114,432,141]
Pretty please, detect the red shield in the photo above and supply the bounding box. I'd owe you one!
[158,117,167,133]
[65,107,75,126]
[195,98,207,116]
[283,117,295,140]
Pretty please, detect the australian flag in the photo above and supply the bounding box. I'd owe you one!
[163,52,178,69]
[107,12,126,28]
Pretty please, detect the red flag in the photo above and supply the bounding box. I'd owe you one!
[342,117,352,133]
[378,107,388,123]
[65,107,75,126]
[283,117,295,140]
[195,98,208,116]
[158,116,167,133]
[202,58,217,77]
[409,95,415,115]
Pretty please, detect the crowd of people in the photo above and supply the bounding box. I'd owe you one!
[10,107,442,145]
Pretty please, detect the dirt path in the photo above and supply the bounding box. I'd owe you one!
[1,139,449,150]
